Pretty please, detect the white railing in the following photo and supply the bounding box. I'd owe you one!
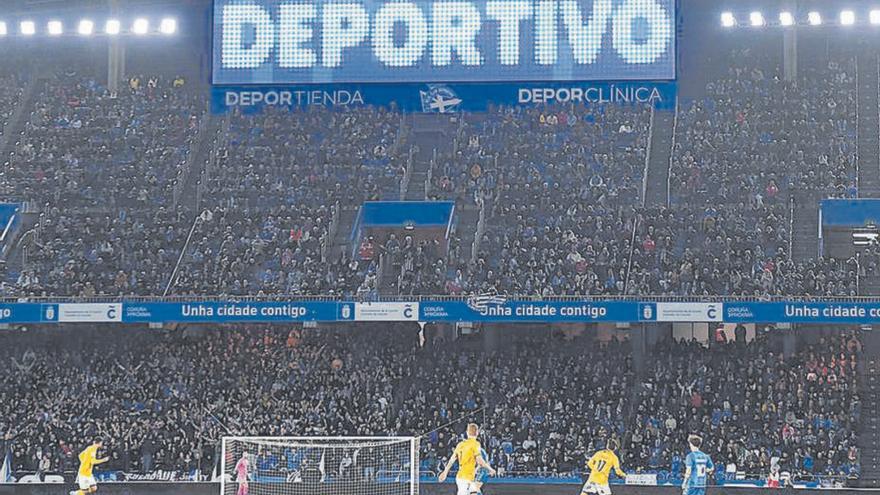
[196,114,232,211]
[173,113,211,207]
[623,214,640,294]
[11,293,880,303]
[0,214,15,244]
[391,114,408,157]
[328,201,342,240]
[470,198,488,265]
[0,76,40,161]
[163,212,207,297]
[396,261,407,296]
[399,146,414,200]
[319,230,330,264]
[322,201,341,263]
[665,100,680,207]
[641,105,656,207]
[876,52,880,198]
[854,52,861,197]
[425,148,437,200]
[788,196,795,261]
[377,252,388,288]
[856,253,862,296]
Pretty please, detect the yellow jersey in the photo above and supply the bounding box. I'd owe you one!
[453,438,482,481]
[587,449,622,485]
[78,445,99,477]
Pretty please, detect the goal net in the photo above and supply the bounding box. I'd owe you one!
[220,437,420,495]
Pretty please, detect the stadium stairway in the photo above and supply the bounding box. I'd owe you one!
[642,107,676,207]
[373,114,475,293]
[328,207,360,261]
[405,143,432,200]
[0,75,41,172]
[856,331,880,487]
[372,203,480,294]
[456,206,480,264]
[2,210,40,287]
[177,112,223,212]
[791,193,821,262]
[379,259,401,293]
[0,75,50,286]
[857,51,880,198]
[405,114,459,200]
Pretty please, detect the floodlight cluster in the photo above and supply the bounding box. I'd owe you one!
[721,9,880,27]
[0,17,178,37]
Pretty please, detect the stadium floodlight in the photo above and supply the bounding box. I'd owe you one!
[749,12,765,27]
[47,20,63,36]
[840,10,855,25]
[20,21,35,36]
[159,18,176,35]
[105,19,121,35]
[721,11,736,27]
[78,19,94,36]
[779,11,795,26]
[871,10,880,24]
[808,11,822,25]
[132,18,149,35]
[0,22,6,36]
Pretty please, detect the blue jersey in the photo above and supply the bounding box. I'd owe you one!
[685,450,714,488]
[475,448,490,483]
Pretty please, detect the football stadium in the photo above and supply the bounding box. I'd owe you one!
[0,0,878,494]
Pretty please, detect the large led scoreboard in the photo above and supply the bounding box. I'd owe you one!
[210,0,677,111]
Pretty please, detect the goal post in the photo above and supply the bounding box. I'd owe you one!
[220,437,420,495]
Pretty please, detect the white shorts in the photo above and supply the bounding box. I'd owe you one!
[456,478,479,495]
[581,481,611,495]
[77,475,97,490]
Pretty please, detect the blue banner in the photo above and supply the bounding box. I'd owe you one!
[122,301,346,323]
[724,301,880,324]
[212,0,676,85]
[0,300,877,325]
[212,80,676,113]
[420,299,641,322]
[361,201,454,227]
[0,303,50,324]
[820,198,880,227]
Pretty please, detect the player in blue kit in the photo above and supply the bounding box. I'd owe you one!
[473,448,490,494]
[682,435,713,495]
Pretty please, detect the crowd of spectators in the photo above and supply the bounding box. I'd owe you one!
[170,107,407,297]
[0,325,861,485]
[0,74,25,139]
[631,331,861,482]
[671,53,857,205]
[430,60,859,297]
[375,234,449,296]
[627,205,858,297]
[0,52,866,298]
[443,105,648,296]
[633,51,858,297]
[3,74,202,297]
[3,74,201,208]
[15,207,188,296]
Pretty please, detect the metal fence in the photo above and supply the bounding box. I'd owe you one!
[4,294,880,304]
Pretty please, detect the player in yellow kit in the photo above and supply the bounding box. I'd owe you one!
[69,439,109,495]
[581,439,627,495]
[438,424,496,495]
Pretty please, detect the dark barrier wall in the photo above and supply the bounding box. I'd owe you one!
[0,484,868,495]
